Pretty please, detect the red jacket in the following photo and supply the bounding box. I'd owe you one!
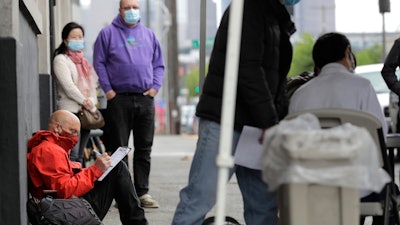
[27,130,103,199]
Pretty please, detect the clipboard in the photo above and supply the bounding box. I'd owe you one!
[98,146,132,181]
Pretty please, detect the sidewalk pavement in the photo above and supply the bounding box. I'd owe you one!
[102,134,245,225]
[98,134,381,225]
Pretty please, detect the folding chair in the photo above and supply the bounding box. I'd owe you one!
[284,108,400,225]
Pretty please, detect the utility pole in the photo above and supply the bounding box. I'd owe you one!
[165,0,180,134]
[146,0,150,27]
[379,0,390,62]
[199,0,206,95]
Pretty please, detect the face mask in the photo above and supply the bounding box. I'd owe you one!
[284,0,301,6]
[67,40,84,52]
[124,9,140,25]
[58,130,79,151]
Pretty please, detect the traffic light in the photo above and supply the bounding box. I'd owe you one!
[379,0,390,13]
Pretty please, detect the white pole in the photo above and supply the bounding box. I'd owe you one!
[215,0,244,225]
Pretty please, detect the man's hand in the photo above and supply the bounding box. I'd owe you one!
[94,153,112,172]
[105,90,116,100]
[258,125,276,144]
[258,129,267,144]
[143,88,158,97]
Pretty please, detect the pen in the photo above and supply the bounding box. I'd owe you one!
[93,150,102,156]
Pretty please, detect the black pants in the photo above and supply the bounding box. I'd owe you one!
[83,161,147,225]
[105,94,155,196]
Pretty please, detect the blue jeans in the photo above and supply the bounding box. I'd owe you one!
[172,119,239,225]
[172,118,278,225]
[236,166,278,225]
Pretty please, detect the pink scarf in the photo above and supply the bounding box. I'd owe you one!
[66,50,97,98]
[66,50,92,78]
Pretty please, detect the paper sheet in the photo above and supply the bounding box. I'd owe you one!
[234,126,263,170]
[98,146,132,181]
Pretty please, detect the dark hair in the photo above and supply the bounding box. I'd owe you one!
[53,22,85,57]
[312,32,350,69]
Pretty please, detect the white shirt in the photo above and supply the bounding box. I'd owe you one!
[289,63,388,136]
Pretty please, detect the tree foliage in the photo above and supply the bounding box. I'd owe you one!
[354,44,382,66]
[184,67,200,97]
[182,33,382,97]
[288,33,315,78]
[287,32,382,78]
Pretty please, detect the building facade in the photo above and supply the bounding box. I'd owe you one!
[293,0,336,38]
[0,1,76,223]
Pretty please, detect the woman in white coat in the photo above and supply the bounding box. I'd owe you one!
[53,22,99,167]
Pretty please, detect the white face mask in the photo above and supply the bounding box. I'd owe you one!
[124,9,140,25]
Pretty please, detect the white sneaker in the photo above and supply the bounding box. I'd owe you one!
[139,194,159,208]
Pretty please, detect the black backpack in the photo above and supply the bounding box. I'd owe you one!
[27,195,102,225]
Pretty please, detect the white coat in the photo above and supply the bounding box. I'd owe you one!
[53,54,98,113]
[289,63,388,136]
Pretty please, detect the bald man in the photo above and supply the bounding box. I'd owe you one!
[27,110,147,225]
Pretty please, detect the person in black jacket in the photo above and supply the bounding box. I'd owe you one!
[172,0,298,224]
[382,38,400,132]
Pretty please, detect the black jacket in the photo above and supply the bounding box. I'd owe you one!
[382,38,400,96]
[196,0,295,130]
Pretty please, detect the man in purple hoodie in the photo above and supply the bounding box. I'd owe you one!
[93,0,164,208]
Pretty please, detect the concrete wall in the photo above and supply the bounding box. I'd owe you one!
[37,0,52,129]
[0,0,75,224]
[0,0,41,224]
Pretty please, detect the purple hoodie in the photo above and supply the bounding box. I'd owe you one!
[93,15,165,94]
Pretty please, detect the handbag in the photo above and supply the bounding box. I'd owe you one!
[27,196,103,225]
[77,107,105,130]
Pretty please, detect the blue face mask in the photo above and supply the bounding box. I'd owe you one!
[284,0,301,6]
[67,40,84,51]
[124,9,140,25]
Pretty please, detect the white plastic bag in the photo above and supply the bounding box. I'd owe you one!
[262,113,390,194]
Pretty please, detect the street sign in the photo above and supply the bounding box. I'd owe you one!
[192,37,215,49]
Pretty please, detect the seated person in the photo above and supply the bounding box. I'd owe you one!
[286,52,356,101]
[289,32,387,136]
[289,32,391,225]
[27,110,148,225]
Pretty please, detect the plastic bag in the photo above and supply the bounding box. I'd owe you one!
[262,113,390,193]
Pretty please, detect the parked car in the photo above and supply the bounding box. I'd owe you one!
[355,63,399,132]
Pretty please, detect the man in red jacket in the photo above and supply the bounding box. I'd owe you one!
[27,110,147,225]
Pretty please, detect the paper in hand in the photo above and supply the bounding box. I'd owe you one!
[234,126,264,170]
[98,146,131,181]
